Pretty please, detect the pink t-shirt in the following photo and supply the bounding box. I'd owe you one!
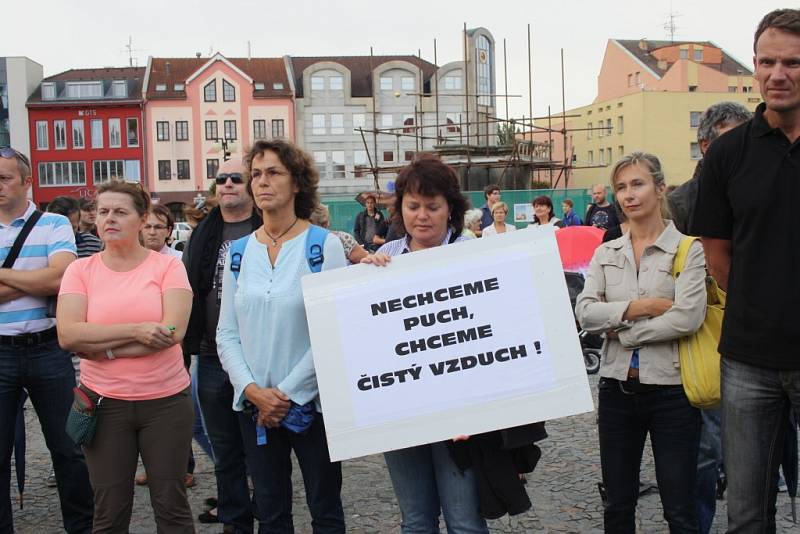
[59,250,192,400]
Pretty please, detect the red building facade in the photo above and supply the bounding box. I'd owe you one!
[26,67,145,205]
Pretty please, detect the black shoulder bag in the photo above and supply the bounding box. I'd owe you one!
[2,210,43,270]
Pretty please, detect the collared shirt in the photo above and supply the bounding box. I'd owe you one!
[159,244,183,259]
[0,201,76,335]
[575,221,707,385]
[216,229,347,411]
[692,102,800,369]
[377,230,466,256]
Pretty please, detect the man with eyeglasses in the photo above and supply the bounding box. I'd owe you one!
[182,157,261,531]
[0,147,94,532]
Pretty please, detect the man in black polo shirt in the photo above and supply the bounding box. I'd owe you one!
[692,9,800,532]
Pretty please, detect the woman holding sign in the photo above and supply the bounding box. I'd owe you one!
[362,156,489,533]
[575,152,706,533]
[216,139,347,532]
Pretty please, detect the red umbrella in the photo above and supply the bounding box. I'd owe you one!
[555,226,606,272]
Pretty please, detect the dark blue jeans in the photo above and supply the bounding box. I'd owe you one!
[0,338,93,533]
[598,378,701,533]
[238,411,345,534]
[197,354,253,533]
[721,357,800,534]
[696,408,722,534]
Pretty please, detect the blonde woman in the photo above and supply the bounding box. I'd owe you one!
[480,201,516,237]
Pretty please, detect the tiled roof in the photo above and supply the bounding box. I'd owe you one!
[289,55,437,98]
[27,67,145,104]
[615,39,752,76]
[146,57,292,99]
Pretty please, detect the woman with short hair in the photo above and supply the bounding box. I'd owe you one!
[57,180,194,532]
[480,201,516,237]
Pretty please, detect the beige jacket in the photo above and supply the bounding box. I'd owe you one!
[575,221,707,385]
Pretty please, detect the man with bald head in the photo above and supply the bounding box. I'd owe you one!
[182,158,261,531]
[584,183,620,230]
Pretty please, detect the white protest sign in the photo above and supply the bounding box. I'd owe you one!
[302,226,594,461]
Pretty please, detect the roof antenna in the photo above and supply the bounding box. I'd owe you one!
[122,36,144,67]
[663,1,681,42]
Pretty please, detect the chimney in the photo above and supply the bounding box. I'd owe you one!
[196,52,201,59]
[247,41,252,61]
[638,39,648,51]
[657,59,668,70]
[165,61,171,76]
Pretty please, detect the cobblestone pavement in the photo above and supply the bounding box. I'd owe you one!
[9,375,796,533]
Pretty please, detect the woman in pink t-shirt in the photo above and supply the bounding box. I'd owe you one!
[57,180,194,533]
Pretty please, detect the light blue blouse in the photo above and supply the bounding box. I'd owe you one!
[216,228,346,411]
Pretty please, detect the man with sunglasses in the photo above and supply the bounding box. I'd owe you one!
[183,157,261,531]
[0,147,93,532]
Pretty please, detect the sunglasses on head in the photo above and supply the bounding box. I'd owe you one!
[0,147,30,167]
[215,172,244,185]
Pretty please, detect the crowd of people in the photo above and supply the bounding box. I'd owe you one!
[0,8,798,534]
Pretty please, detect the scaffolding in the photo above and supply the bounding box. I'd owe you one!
[354,24,610,192]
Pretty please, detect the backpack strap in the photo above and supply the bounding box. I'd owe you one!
[672,236,699,278]
[229,234,251,282]
[305,224,329,273]
[2,210,43,269]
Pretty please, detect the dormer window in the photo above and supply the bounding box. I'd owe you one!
[66,81,103,99]
[112,80,127,98]
[273,82,284,90]
[694,49,703,61]
[329,77,343,91]
[254,82,266,90]
[42,83,56,100]
[680,49,688,59]
[174,83,185,91]
[155,84,167,92]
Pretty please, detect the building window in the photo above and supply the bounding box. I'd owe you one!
[331,151,345,178]
[618,145,625,158]
[443,74,461,90]
[694,49,703,61]
[743,86,752,93]
[728,86,737,93]
[273,82,284,90]
[680,49,688,59]
[446,113,461,133]
[690,111,702,128]
[587,122,593,139]
[311,76,324,91]
[380,77,392,91]
[588,150,593,164]
[271,119,285,138]
[205,120,218,140]
[330,114,344,135]
[401,77,414,92]
[111,80,127,98]
[690,142,702,160]
[155,84,167,92]
[66,82,102,99]
[91,119,103,148]
[329,76,343,91]
[54,120,67,149]
[36,121,49,150]
[403,114,414,133]
[254,82,265,91]
[72,120,85,149]
[254,119,267,140]
[124,160,140,180]
[599,149,605,165]
[156,121,169,141]
[42,83,56,100]
[126,118,139,146]
[312,114,326,135]
[606,148,612,164]
[634,72,640,85]
[381,114,393,128]
[204,80,216,102]
[617,116,624,134]
[383,151,394,162]
[38,161,86,186]
[223,120,237,140]
[175,121,189,141]
[109,118,121,148]
[177,160,190,180]
[222,79,235,102]
[158,160,171,180]
[313,151,327,179]
[352,113,366,132]
[92,160,124,183]
[688,85,698,92]
[627,74,633,87]
[354,150,368,166]
[206,159,219,179]
[174,83,185,91]
[606,118,612,135]
[404,150,414,161]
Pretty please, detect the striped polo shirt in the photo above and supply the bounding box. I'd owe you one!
[0,201,77,335]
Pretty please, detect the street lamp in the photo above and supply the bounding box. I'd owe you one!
[210,137,237,162]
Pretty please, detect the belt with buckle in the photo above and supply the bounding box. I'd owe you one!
[0,326,58,347]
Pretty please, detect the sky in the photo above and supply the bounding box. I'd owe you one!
[4,0,786,118]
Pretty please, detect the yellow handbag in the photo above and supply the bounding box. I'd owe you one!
[672,237,726,409]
